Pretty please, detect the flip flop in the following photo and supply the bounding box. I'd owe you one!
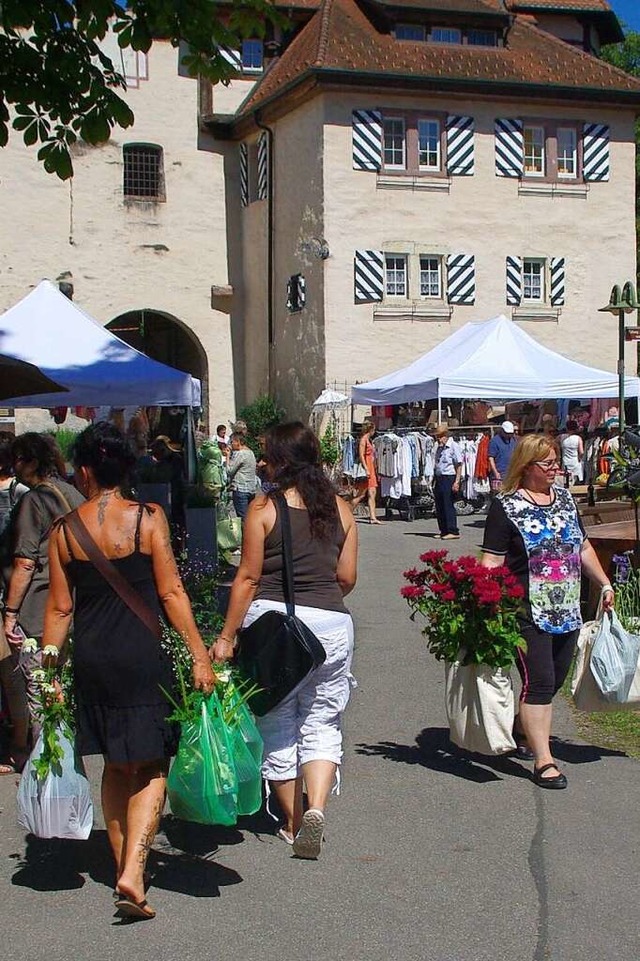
[0,761,20,776]
[114,896,156,920]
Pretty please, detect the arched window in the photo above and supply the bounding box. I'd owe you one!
[123,143,165,201]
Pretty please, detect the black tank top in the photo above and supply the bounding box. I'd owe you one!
[256,506,347,613]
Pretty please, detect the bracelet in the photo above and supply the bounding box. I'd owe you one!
[3,607,19,615]
[600,584,614,594]
[218,634,235,644]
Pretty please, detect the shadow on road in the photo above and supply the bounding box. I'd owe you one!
[11,824,243,898]
[548,736,627,764]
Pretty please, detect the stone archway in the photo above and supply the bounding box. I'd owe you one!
[107,309,208,425]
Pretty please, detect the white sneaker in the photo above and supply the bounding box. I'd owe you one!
[292,808,325,859]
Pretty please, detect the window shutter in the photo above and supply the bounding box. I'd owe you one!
[239,143,248,207]
[287,274,306,312]
[495,119,524,177]
[297,275,306,309]
[447,255,475,304]
[257,132,268,200]
[550,257,565,306]
[446,116,474,176]
[219,46,242,69]
[352,110,382,171]
[354,250,384,302]
[583,123,610,182]
[506,256,522,305]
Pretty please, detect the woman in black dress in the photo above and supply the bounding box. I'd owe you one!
[43,423,215,920]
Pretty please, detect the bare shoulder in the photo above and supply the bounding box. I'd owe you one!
[336,495,355,531]
[249,493,276,529]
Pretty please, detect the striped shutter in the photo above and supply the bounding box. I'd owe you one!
[286,274,306,312]
[297,275,306,309]
[354,250,384,302]
[495,119,524,177]
[583,123,610,182]
[352,110,382,171]
[239,143,248,207]
[550,257,565,306]
[447,255,475,304]
[257,132,268,200]
[506,256,523,305]
[220,47,242,69]
[446,116,474,176]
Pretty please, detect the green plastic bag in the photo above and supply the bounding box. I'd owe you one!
[167,696,238,826]
[217,515,242,552]
[226,688,263,817]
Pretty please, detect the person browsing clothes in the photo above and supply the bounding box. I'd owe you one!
[488,420,518,493]
[226,432,257,523]
[433,425,462,539]
[479,434,613,789]
[212,422,358,859]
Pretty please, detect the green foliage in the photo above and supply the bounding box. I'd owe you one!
[0,0,284,179]
[237,394,285,455]
[48,428,80,463]
[319,423,340,466]
[28,640,76,780]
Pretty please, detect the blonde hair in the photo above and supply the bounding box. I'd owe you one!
[502,434,559,494]
[361,420,375,436]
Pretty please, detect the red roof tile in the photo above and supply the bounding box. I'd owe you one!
[508,1,612,10]
[237,0,640,118]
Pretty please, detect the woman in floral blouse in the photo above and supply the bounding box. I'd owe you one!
[480,434,613,789]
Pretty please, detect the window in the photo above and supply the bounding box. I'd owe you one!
[385,255,408,297]
[418,119,440,170]
[123,144,165,200]
[557,127,577,178]
[467,29,497,46]
[523,259,544,301]
[419,256,442,298]
[524,125,545,177]
[431,27,462,44]
[241,39,263,71]
[396,23,426,41]
[287,274,305,312]
[383,118,406,168]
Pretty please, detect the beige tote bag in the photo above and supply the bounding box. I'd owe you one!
[445,659,516,756]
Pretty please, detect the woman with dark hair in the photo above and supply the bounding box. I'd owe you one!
[212,422,358,859]
[43,422,215,920]
[2,433,84,757]
[0,432,29,774]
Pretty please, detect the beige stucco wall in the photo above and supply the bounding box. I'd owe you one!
[323,92,637,395]
[0,40,238,431]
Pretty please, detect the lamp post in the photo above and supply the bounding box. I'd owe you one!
[599,281,640,438]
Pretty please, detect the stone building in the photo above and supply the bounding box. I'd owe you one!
[1,0,639,426]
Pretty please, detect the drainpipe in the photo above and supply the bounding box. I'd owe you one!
[255,113,275,394]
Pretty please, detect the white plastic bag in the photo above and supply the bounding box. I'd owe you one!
[572,616,640,712]
[589,610,640,703]
[17,728,93,840]
[445,659,516,756]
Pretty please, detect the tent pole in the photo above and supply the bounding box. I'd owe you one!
[437,389,442,424]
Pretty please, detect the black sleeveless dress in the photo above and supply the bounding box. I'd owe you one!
[62,506,178,764]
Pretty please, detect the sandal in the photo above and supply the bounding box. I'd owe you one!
[114,896,156,920]
[532,763,567,790]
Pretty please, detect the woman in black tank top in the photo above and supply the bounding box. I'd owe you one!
[212,422,358,859]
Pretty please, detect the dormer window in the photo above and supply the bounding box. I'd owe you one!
[241,39,263,71]
[430,27,462,44]
[396,23,426,41]
[467,29,497,46]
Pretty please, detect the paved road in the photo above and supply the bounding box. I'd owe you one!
[1,511,638,960]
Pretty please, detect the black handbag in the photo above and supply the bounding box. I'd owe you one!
[236,494,326,716]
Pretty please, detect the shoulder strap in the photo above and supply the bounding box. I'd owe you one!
[274,493,296,617]
[65,510,161,639]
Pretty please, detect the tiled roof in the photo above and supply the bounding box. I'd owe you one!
[507,1,612,10]
[236,0,640,118]
[372,0,505,11]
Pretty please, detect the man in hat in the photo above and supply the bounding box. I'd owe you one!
[488,421,518,494]
[433,425,463,539]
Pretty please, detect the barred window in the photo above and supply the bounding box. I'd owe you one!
[123,144,165,201]
[385,255,407,297]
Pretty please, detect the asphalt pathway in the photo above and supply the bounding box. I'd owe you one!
[0,510,638,960]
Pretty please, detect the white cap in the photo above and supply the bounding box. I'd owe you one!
[502,420,515,434]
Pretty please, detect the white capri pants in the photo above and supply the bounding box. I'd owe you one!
[242,599,356,782]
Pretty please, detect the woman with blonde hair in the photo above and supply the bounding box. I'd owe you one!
[350,421,382,524]
[480,433,613,789]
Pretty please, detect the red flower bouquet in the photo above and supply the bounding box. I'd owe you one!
[401,551,526,669]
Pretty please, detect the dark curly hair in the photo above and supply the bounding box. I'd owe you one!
[72,421,136,488]
[12,432,64,478]
[264,421,338,540]
[0,431,15,475]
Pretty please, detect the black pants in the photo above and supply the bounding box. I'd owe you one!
[433,475,459,535]
[515,621,579,705]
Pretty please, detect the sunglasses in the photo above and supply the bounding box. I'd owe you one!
[533,460,559,471]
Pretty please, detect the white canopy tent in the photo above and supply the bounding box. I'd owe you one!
[0,281,201,407]
[351,314,640,417]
